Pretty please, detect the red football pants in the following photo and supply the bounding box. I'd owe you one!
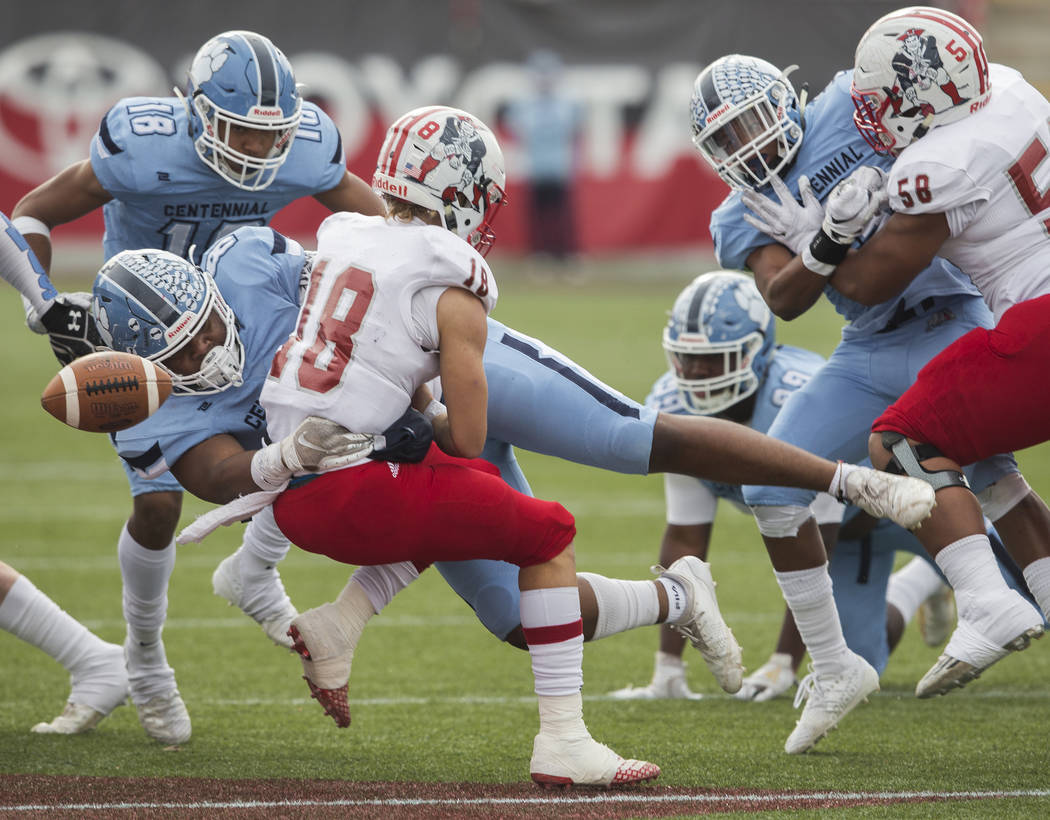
[273,444,576,569]
[874,294,1050,466]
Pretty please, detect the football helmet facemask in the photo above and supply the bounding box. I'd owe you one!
[851,6,990,155]
[92,250,244,395]
[663,271,775,416]
[691,55,804,190]
[177,30,302,191]
[373,105,507,256]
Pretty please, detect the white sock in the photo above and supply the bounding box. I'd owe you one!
[886,557,945,624]
[352,562,420,613]
[935,534,1012,596]
[239,505,292,573]
[656,577,689,624]
[577,573,660,640]
[118,523,176,647]
[521,587,583,696]
[0,574,110,675]
[1022,557,1050,622]
[774,564,850,676]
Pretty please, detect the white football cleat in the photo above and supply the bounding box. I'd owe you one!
[656,557,743,693]
[840,467,935,531]
[735,653,796,702]
[784,652,879,755]
[530,732,660,788]
[32,641,128,734]
[917,584,956,647]
[916,589,1043,698]
[136,690,191,746]
[608,652,703,700]
[213,551,297,649]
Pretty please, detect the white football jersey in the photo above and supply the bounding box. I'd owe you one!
[261,212,497,441]
[887,64,1050,320]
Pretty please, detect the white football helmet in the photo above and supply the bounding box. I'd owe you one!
[373,106,507,256]
[690,55,804,190]
[177,30,302,190]
[662,271,775,416]
[851,6,990,155]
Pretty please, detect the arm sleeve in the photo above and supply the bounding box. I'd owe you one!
[0,212,56,311]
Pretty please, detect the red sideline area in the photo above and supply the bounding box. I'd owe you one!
[0,775,995,819]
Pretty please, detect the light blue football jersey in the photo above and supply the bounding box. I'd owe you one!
[710,70,981,337]
[113,227,305,477]
[644,344,825,506]
[91,97,345,263]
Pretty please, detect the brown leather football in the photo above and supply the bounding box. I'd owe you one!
[41,351,173,433]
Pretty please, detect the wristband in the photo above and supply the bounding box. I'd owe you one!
[11,216,50,239]
[422,399,445,421]
[250,443,291,492]
[802,229,850,277]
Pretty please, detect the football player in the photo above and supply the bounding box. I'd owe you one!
[10,30,385,746]
[692,50,1048,748]
[170,104,941,763]
[749,6,1050,697]
[0,214,127,734]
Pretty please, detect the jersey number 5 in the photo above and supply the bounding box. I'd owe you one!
[269,261,376,394]
[1008,133,1050,233]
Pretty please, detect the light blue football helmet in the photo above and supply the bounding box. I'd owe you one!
[690,54,804,190]
[662,271,775,415]
[92,250,244,395]
[177,30,302,191]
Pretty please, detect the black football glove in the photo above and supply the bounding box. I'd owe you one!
[31,292,104,366]
[372,407,434,463]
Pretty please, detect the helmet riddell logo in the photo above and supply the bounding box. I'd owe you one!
[373,175,408,198]
[706,102,731,125]
[166,312,195,341]
[250,107,283,118]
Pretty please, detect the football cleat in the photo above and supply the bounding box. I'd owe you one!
[32,642,129,734]
[656,556,744,693]
[287,603,362,728]
[915,590,1044,698]
[917,584,956,647]
[530,732,660,788]
[735,653,796,702]
[784,652,879,754]
[608,651,702,700]
[840,467,935,531]
[213,551,297,649]
[136,690,192,745]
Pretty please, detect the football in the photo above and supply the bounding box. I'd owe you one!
[41,351,173,433]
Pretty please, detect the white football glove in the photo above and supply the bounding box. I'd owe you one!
[821,166,888,245]
[803,166,888,276]
[250,416,376,491]
[741,174,824,256]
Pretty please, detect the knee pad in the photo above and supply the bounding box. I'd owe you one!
[750,504,813,538]
[880,431,971,493]
[976,472,1032,522]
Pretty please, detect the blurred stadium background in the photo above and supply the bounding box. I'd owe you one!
[3,0,1043,274]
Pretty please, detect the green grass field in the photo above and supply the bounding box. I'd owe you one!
[2,257,1049,817]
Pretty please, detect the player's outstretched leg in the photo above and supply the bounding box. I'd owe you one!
[287,579,376,728]
[784,651,879,754]
[656,556,743,693]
